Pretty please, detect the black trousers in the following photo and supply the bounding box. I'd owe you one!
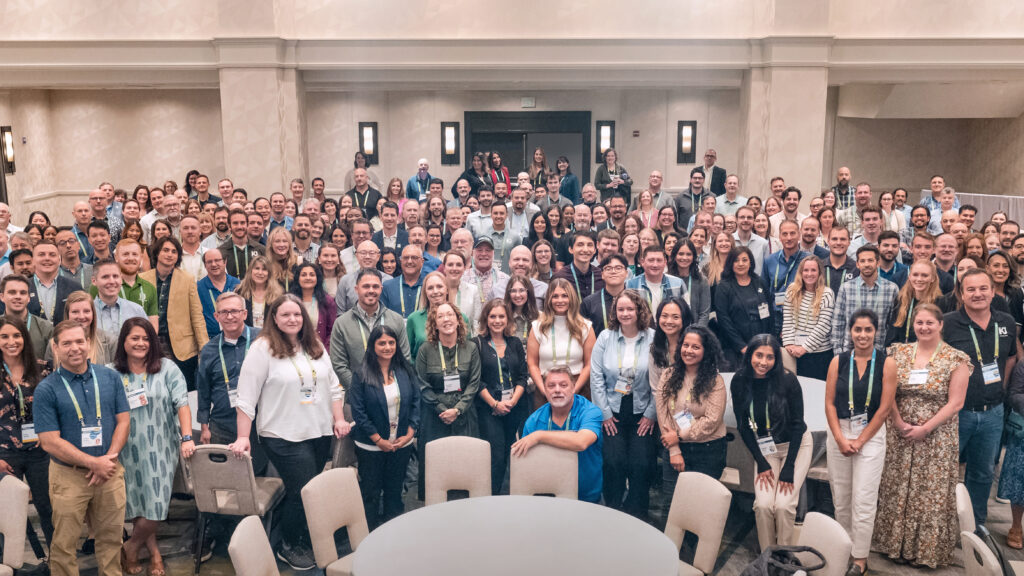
[210,420,268,477]
[0,447,53,548]
[659,437,728,519]
[260,435,331,547]
[796,350,832,381]
[355,445,414,529]
[171,354,199,392]
[602,394,655,517]
[476,401,526,495]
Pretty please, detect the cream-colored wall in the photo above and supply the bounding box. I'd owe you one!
[964,112,1024,196]
[306,89,740,196]
[826,117,969,195]
[2,89,224,219]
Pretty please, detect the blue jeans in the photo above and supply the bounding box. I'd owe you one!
[959,404,1004,525]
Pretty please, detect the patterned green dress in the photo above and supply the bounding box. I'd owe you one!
[118,358,189,521]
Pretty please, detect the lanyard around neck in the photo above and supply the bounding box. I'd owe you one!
[438,341,460,373]
[848,349,876,413]
[218,327,251,387]
[969,322,999,363]
[59,366,101,426]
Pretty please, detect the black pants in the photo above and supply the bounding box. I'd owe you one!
[476,400,526,495]
[660,437,728,518]
[0,447,53,548]
[171,354,199,392]
[210,420,268,476]
[797,350,832,381]
[602,394,655,517]
[355,445,414,529]
[260,435,331,547]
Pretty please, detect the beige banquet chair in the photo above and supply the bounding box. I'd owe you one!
[957,482,976,535]
[664,471,732,575]
[425,436,491,505]
[510,444,578,499]
[796,512,853,576]
[301,467,369,576]
[962,530,1002,576]
[187,444,284,576]
[0,475,29,576]
[228,515,279,576]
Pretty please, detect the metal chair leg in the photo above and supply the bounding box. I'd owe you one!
[193,512,206,576]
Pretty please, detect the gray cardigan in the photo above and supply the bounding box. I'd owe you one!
[681,273,711,327]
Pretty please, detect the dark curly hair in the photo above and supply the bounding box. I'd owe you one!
[662,326,722,405]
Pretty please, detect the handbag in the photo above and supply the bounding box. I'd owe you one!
[740,545,826,576]
[1005,409,1024,442]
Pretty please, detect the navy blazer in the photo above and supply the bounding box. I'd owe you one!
[28,275,83,324]
[348,364,421,446]
[371,229,410,255]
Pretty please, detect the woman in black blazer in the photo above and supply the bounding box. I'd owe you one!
[714,246,773,370]
[473,299,529,495]
[348,325,421,528]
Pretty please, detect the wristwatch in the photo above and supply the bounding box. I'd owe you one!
[181,435,193,442]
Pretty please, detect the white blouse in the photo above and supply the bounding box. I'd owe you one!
[532,315,592,376]
[455,282,482,333]
[236,339,343,443]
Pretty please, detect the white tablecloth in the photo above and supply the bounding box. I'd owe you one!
[353,496,679,576]
[721,373,829,432]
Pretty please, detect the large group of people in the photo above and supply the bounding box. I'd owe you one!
[0,149,1023,575]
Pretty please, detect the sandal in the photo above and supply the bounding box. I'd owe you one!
[148,558,166,576]
[1008,527,1023,549]
[121,546,144,576]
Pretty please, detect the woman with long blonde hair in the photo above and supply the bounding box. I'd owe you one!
[266,226,299,291]
[526,278,595,408]
[703,232,736,287]
[780,256,834,379]
[236,256,284,328]
[406,270,471,359]
[888,259,943,345]
[62,291,115,364]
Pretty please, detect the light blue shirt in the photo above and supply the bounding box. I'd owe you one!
[715,194,748,216]
[590,328,657,421]
[94,296,148,342]
[197,275,241,338]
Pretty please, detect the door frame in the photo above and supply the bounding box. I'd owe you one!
[464,111,592,183]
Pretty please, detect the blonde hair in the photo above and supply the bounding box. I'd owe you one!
[894,260,942,329]
[702,232,735,286]
[537,278,587,345]
[62,291,103,363]
[266,227,298,288]
[785,257,825,323]
[237,255,284,304]
[418,271,453,309]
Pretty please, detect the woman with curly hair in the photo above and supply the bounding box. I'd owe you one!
[414,301,481,500]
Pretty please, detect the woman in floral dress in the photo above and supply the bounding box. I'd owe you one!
[872,303,971,567]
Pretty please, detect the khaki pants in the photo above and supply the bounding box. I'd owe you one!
[49,461,126,576]
[752,431,813,550]
[827,421,887,558]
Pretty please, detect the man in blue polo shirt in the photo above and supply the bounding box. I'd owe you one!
[513,367,603,502]
[34,320,130,576]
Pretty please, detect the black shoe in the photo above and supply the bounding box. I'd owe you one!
[276,541,316,571]
[15,561,50,576]
[80,538,95,555]
[845,564,866,576]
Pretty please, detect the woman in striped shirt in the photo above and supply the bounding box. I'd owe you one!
[780,257,835,380]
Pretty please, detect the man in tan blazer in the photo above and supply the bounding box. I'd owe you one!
[141,235,209,390]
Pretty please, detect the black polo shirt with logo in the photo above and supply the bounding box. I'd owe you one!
[943,309,1016,410]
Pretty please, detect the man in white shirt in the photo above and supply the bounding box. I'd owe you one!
[506,187,539,240]
[462,237,509,302]
[715,174,747,216]
[179,215,207,280]
[732,206,769,275]
[139,188,166,243]
[768,186,807,237]
[0,203,22,234]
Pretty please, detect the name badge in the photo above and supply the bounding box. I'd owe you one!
[228,388,239,408]
[21,423,38,443]
[774,292,786,308]
[81,426,103,448]
[673,410,693,435]
[126,388,148,410]
[757,435,777,457]
[614,376,632,395]
[500,388,513,403]
[300,385,315,405]
[443,373,461,393]
[908,369,929,386]
[982,362,1001,385]
[849,413,868,437]
[757,303,770,320]
[708,311,717,322]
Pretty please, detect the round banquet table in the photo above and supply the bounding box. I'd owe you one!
[352,495,680,576]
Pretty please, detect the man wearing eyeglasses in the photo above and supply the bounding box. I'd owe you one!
[336,240,393,316]
[697,149,727,196]
[381,245,425,319]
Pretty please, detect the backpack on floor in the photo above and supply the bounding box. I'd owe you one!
[740,545,826,576]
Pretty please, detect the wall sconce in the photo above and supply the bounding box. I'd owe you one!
[358,122,379,166]
[596,121,615,162]
[677,121,697,164]
[1,127,14,174]
[441,122,460,165]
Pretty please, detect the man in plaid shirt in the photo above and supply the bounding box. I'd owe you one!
[830,245,899,353]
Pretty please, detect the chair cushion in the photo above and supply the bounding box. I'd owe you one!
[326,553,355,576]
[720,467,740,489]
[678,561,702,576]
[254,477,285,515]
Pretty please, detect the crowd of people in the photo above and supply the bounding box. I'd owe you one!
[1,146,1024,575]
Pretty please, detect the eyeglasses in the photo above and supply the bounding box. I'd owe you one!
[217,309,245,317]
[400,256,423,262]
[356,250,381,257]
[603,265,626,273]
[56,240,77,247]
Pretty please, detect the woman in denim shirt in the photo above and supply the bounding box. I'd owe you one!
[590,289,656,519]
